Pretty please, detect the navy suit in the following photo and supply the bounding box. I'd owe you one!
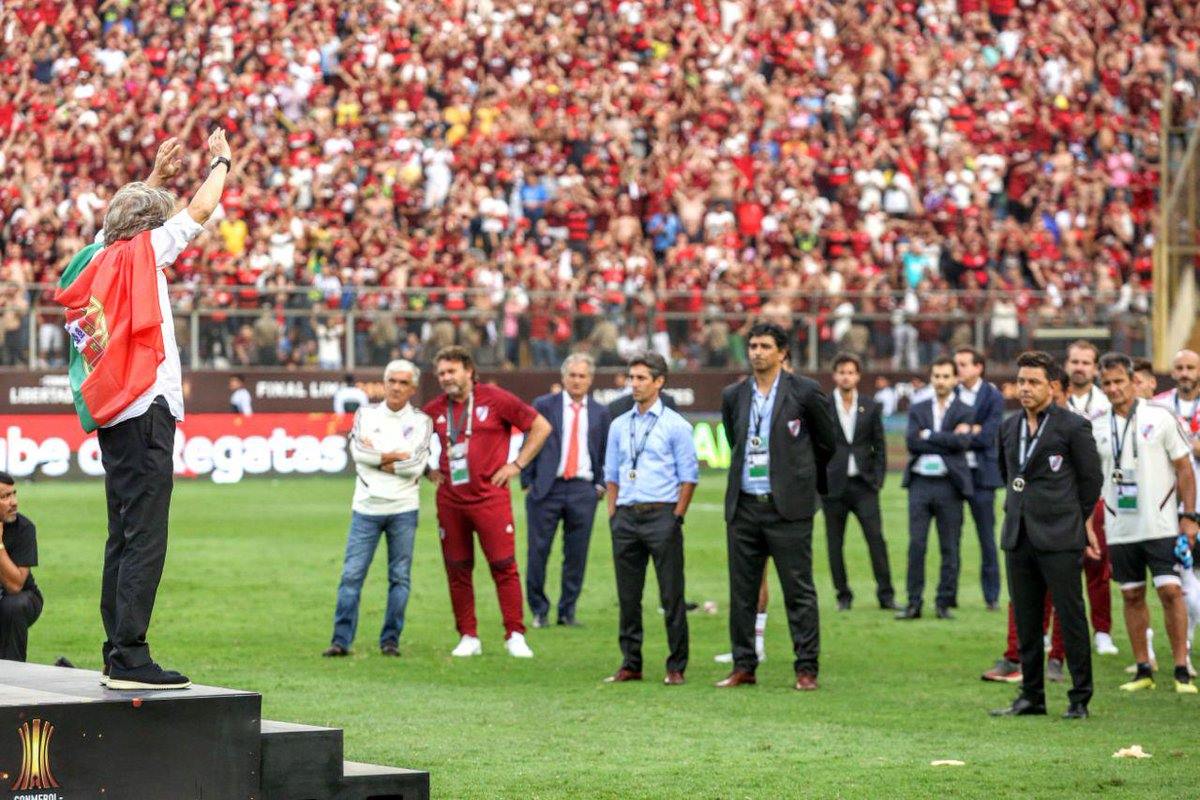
[901,397,974,611]
[956,380,1004,606]
[521,392,610,622]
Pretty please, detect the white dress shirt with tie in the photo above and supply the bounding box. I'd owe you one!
[556,392,593,482]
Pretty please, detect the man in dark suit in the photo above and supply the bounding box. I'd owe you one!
[823,353,895,611]
[715,322,837,691]
[897,356,974,620]
[954,346,1004,610]
[521,354,611,627]
[990,351,1102,720]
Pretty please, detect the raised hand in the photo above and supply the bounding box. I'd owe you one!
[151,137,183,181]
[207,127,232,161]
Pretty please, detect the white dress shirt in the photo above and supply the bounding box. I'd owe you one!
[957,378,981,469]
[931,395,950,432]
[835,390,859,476]
[98,209,203,426]
[556,392,593,482]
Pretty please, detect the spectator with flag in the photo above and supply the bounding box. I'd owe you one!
[54,128,233,690]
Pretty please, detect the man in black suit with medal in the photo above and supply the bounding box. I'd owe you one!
[823,353,896,611]
[897,356,975,620]
[991,351,1102,720]
[715,322,837,691]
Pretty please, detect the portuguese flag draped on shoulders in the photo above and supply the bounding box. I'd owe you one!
[54,231,164,433]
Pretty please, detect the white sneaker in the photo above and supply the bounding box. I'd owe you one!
[505,632,534,658]
[712,652,764,664]
[451,635,482,657]
[1095,632,1119,655]
[1043,634,1051,652]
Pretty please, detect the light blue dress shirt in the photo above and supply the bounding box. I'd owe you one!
[604,398,699,505]
[741,372,780,495]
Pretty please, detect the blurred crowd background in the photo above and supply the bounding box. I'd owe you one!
[1,0,1193,372]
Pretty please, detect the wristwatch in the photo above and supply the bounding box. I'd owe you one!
[1180,511,1200,524]
[210,156,232,172]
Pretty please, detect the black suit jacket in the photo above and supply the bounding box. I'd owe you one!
[901,398,975,498]
[521,393,610,502]
[826,393,887,495]
[998,403,1102,552]
[722,371,838,523]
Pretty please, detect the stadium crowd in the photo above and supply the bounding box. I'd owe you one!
[1,0,1192,370]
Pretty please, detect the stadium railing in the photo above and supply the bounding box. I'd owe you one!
[0,285,1151,372]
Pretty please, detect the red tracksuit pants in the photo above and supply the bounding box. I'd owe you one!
[1006,502,1111,661]
[436,496,525,638]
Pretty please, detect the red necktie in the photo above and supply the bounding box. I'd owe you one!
[563,402,582,479]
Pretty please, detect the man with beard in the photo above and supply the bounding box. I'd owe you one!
[424,346,551,658]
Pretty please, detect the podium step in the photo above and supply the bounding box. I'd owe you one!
[260,721,430,800]
[336,760,431,799]
[260,719,344,799]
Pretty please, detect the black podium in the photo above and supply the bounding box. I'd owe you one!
[0,661,429,799]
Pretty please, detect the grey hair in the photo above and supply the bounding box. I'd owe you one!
[560,352,595,377]
[102,182,176,243]
[384,359,420,383]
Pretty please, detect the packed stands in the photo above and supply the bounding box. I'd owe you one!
[1,0,1194,370]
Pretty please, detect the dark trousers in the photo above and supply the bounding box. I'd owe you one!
[97,398,174,671]
[905,476,963,609]
[822,477,895,606]
[728,495,819,676]
[611,504,687,673]
[0,590,42,661]
[1007,526,1092,707]
[967,486,1001,605]
[525,479,598,620]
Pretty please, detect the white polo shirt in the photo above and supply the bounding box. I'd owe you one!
[349,401,433,515]
[95,209,203,426]
[1092,401,1191,545]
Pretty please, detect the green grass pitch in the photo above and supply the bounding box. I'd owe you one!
[19,472,1196,799]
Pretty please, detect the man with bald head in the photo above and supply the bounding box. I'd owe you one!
[1153,349,1200,674]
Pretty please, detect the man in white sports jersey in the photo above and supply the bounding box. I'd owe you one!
[1065,340,1111,422]
[1061,340,1118,656]
[1153,350,1200,675]
[1093,354,1199,694]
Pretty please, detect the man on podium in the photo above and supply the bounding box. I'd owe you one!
[56,129,234,690]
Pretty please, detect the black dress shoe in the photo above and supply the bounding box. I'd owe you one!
[1062,703,1089,719]
[836,598,852,611]
[557,616,581,627]
[935,605,954,620]
[878,599,900,611]
[380,643,400,657]
[986,601,1001,612]
[531,614,549,629]
[895,604,921,620]
[322,644,349,657]
[989,697,1047,717]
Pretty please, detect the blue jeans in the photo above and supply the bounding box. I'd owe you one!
[331,510,418,649]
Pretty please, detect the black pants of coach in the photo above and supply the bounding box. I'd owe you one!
[728,494,819,676]
[1007,524,1092,707]
[905,476,962,610]
[525,479,598,621]
[96,397,174,671]
[823,478,895,606]
[611,503,687,674]
[0,590,42,661]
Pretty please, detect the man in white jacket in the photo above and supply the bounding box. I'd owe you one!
[324,360,432,658]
